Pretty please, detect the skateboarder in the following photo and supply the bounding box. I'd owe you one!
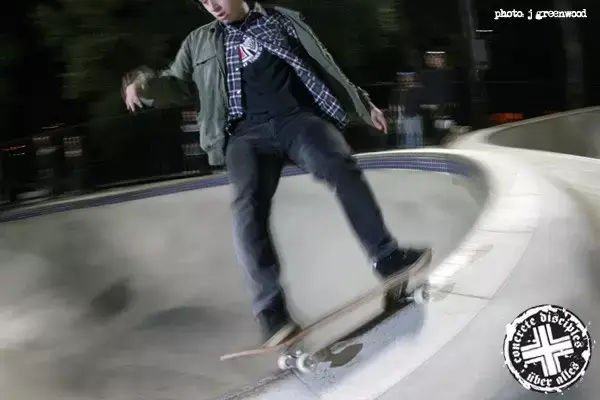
[122,0,432,347]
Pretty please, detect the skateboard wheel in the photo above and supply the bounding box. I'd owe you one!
[278,354,295,371]
[412,285,429,304]
[296,353,317,374]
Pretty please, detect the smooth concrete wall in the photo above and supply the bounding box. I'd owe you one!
[484,106,600,158]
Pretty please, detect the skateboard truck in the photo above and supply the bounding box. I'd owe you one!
[408,284,430,304]
[387,282,431,305]
[278,349,318,374]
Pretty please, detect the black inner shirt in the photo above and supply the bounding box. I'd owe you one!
[237,36,317,121]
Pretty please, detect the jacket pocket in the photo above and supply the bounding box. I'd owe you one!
[193,53,217,91]
[194,53,217,66]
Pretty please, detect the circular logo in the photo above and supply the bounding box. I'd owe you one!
[503,304,593,393]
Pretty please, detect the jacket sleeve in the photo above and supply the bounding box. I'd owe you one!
[295,13,373,111]
[132,35,195,107]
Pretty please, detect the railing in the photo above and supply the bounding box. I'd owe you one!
[1,81,598,207]
[0,106,210,206]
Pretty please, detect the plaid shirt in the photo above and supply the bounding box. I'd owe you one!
[222,3,350,133]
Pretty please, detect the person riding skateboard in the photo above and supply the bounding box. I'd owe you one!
[122,0,432,347]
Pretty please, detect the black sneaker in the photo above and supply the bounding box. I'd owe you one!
[256,296,299,347]
[373,247,432,306]
[373,247,432,279]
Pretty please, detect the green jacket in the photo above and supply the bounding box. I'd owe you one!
[136,6,374,166]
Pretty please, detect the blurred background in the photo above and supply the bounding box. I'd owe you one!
[0,0,598,207]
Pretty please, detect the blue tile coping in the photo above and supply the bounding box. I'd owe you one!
[0,155,478,224]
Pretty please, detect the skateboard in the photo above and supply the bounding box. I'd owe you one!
[220,250,440,373]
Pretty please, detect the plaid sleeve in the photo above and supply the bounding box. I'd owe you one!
[273,10,299,39]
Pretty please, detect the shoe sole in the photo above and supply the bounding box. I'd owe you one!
[263,321,298,348]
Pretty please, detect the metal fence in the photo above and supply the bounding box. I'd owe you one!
[1,81,598,207]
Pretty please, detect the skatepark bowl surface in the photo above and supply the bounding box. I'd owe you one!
[2,112,600,399]
[0,153,488,399]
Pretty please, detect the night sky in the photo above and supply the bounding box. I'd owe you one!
[3,2,63,141]
[477,0,599,82]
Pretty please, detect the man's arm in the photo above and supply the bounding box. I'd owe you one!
[129,35,195,108]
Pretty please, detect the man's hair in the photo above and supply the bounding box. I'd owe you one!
[190,0,256,10]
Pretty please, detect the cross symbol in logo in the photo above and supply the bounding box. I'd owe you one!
[521,324,574,377]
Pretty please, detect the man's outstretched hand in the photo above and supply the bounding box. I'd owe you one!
[121,66,154,113]
[370,104,388,134]
[122,71,143,113]
[123,84,142,113]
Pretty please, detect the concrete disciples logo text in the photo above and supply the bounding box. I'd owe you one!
[503,304,593,393]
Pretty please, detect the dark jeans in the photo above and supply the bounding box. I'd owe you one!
[226,111,398,315]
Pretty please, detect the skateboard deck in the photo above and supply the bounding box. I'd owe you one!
[220,249,442,373]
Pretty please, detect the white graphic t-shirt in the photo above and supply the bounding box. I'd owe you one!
[239,37,263,68]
